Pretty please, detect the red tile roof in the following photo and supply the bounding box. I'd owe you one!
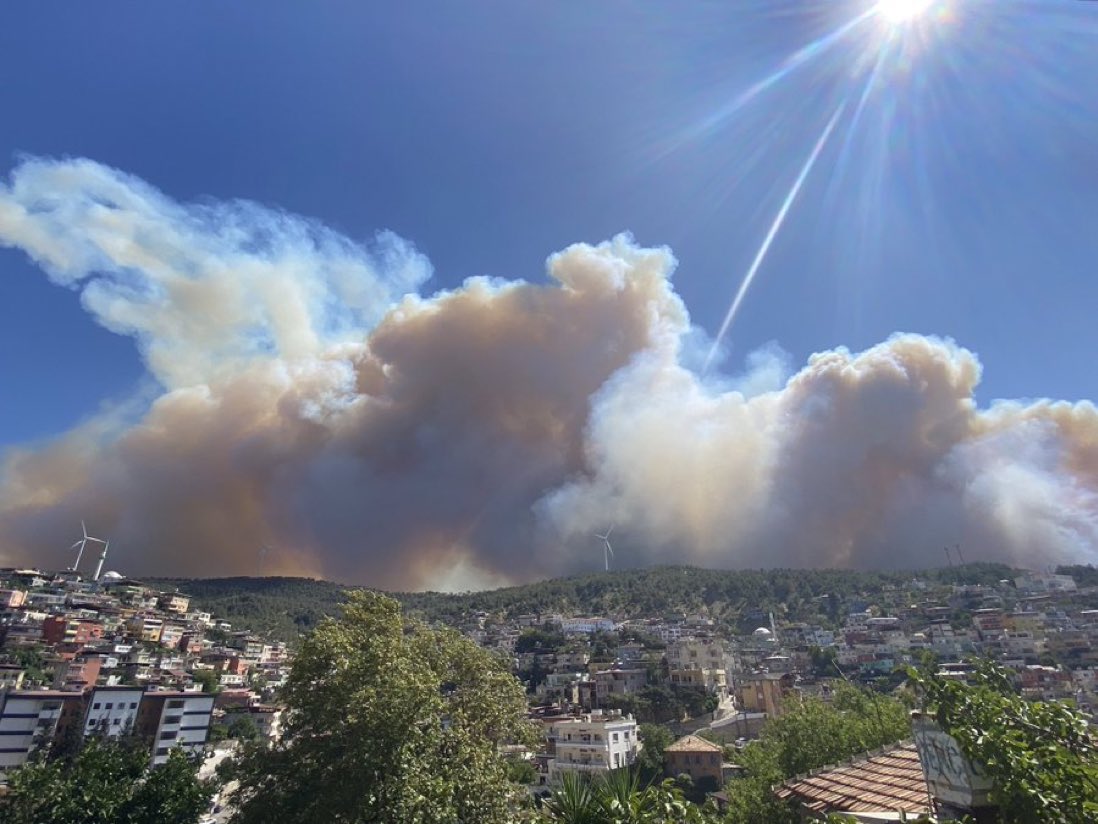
[774,742,931,816]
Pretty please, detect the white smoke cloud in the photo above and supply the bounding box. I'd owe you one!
[0,156,431,387]
[1,156,1096,588]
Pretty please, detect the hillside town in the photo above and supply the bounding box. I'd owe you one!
[2,560,1096,818]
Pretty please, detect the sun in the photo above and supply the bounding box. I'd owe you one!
[875,0,933,24]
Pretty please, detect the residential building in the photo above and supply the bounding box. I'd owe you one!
[84,686,144,737]
[0,690,85,777]
[664,734,724,787]
[0,588,26,608]
[0,664,25,690]
[545,710,638,784]
[561,617,616,634]
[157,594,191,614]
[739,672,793,716]
[593,667,647,705]
[41,615,103,646]
[136,691,214,765]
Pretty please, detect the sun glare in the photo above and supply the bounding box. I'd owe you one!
[876,0,933,24]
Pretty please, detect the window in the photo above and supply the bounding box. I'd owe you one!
[167,700,184,709]
[612,733,618,742]
[92,703,101,710]
[112,718,121,726]
[105,703,113,710]
[164,715,182,725]
[130,702,137,709]
[156,747,170,756]
[160,731,177,740]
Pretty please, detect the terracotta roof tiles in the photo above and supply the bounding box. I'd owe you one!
[774,742,931,816]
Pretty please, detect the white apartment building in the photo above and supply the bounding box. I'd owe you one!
[561,617,616,634]
[85,686,144,737]
[546,711,638,784]
[0,690,84,777]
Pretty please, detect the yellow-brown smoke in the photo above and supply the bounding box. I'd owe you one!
[2,158,1095,589]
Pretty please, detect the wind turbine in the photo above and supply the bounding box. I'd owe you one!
[595,526,615,572]
[70,520,106,575]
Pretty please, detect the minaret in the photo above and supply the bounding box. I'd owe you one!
[93,541,110,581]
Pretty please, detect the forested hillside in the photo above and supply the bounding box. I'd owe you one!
[149,561,1020,641]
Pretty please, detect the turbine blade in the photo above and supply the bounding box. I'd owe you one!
[605,525,614,539]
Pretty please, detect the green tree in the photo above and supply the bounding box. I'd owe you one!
[226,712,261,742]
[635,723,673,784]
[226,590,538,824]
[191,668,220,694]
[721,683,910,824]
[540,769,719,823]
[1,737,213,824]
[910,661,1098,824]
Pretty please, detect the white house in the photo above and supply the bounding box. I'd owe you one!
[545,710,638,784]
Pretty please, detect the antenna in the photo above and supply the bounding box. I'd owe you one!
[943,546,953,568]
[595,526,615,572]
[71,520,107,576]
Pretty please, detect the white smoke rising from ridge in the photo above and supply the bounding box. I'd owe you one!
[1,156,1096,588]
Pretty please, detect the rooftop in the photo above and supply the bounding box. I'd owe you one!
[774,742,931,816]
[664,734,723,754]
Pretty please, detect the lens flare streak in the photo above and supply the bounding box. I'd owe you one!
[705,100,849,373]
[678,9,873,147]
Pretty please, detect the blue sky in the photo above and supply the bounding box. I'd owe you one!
[2,0,1097,446]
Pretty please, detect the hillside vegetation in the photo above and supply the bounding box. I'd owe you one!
[149,561,1018,641]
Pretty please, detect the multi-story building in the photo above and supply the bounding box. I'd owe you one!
[739,672,794,717]
[561,617,616,635]
[669,667,727,694]
[135,691,214,765]
[127,615,164,643]
[41,615,103,646]
[158,623,185,649]
[593,667,647,705]
[0,588,26,608]
[0,690,85,777]
[157,594,190,614]
[663,734,725,787]
[667,638,730,673]
[84,686,144,737]
[545,710,638,784]
[55,652,105,692]
[0,664,25,689]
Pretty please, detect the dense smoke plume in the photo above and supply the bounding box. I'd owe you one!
[1,158,1096,589]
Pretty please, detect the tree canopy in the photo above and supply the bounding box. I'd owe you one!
[1,737,213,824]
[720,683,911,824]
[910,661,1098,824]
[225,589,537,824]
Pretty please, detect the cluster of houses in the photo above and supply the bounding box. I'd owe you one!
[455,569,1098,799]
[0,567,287,781]
[3,561,1095,817]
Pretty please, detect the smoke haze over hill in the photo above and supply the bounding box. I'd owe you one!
[2,158,1096,590]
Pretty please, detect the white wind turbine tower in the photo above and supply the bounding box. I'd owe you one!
[70,520,107,576]
[595,526,615,572]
